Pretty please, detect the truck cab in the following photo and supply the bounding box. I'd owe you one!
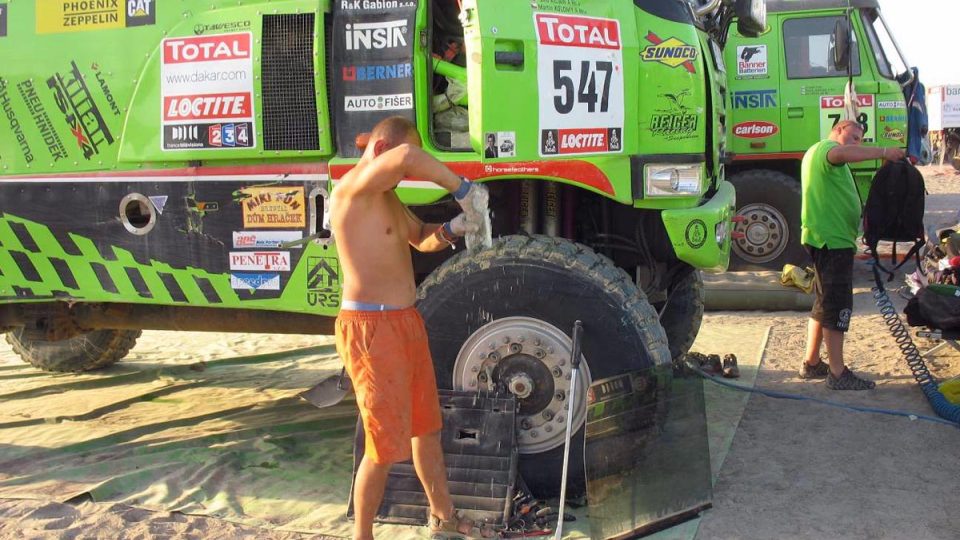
[724,0,921,269]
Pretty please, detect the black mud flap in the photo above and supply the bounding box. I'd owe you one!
[348,390,518,527]
[584,366,712,539]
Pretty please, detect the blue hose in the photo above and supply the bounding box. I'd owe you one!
[871,263,960,425]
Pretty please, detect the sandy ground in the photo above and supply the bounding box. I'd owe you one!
[1,166,958,539]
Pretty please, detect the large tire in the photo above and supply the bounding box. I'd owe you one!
[417,235,671,497]
[729,169,809,271]
[6,329,141,372]
[657,270,704,361]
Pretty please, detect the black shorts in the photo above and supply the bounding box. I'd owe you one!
[806,245,854,332]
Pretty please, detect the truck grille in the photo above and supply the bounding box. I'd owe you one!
[262,14,320,151]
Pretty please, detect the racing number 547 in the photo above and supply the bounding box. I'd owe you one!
[553,60,613,114]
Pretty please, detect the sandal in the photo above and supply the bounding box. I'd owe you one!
[429,510,494,540]
[721,354,740,378]
[799,358,830,379]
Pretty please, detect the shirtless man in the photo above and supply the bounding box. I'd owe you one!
[331,116,486,540]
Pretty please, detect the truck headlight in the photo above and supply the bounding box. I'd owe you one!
[644,164,703,197]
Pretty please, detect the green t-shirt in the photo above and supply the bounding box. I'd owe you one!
[800,140,861,249]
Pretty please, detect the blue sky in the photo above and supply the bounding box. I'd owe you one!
[879,0,959,88]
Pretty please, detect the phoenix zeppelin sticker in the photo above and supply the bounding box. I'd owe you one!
[233,230,303,249]
[161,32,255,150]
[229,251,291,272]
[230,272,281,291]
[536,13,624,156]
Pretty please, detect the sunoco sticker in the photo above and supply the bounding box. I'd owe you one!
[161,32,256,150]
[536,13,624,157]
[237,186,306,228]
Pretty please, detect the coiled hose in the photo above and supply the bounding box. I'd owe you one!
[871,263,960,425]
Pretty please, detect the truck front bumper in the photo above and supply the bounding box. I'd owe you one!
[660,180,736,273]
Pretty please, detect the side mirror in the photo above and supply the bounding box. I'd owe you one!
[735,0,767,38]
[832,17,851,71]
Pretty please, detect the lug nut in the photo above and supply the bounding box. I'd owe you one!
[471,366,479,373]
[555,391,566,401]
[530,431,538,438]
[503,336,511,343]
[489,351,501,361]
[545,425,553,433]
[542,410,554,420]
[520,419,531,429]
[534,349,546,359]
[551,367,562,378]
[509,343,522,354]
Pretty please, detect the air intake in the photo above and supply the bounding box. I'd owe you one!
[262,14,320,151]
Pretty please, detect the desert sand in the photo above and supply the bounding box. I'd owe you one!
[1,166,958,539]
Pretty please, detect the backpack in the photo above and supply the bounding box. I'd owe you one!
[862,160,926,281]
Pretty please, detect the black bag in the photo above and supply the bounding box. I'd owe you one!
[862,160,926,280]
[905,287,960,331]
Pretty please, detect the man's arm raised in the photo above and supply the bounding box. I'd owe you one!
[828,145,905,165]
[349,144,463,196]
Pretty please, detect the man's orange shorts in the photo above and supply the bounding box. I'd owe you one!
[334,307,443,464]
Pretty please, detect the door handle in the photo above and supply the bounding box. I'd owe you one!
[494,51,523,67]
[788,107,804,119]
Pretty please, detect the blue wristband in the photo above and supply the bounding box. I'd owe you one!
[442,221,455,236]
[453,177,471,200]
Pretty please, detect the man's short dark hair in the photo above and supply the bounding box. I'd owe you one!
[370,116,420,147]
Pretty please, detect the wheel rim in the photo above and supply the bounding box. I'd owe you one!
[453,316,592,454]
[732,202,790,264]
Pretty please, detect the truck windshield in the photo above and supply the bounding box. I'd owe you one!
[860,8,908,80]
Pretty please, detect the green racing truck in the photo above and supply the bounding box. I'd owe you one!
[723,0,924,269]
[0,0,763,495]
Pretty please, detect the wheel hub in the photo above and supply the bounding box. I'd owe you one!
[453,317,592,454]
[732,203,790,264]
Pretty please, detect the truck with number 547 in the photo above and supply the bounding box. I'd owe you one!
[0,0,764,497]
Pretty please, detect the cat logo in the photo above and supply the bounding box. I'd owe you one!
[126,0,155,27]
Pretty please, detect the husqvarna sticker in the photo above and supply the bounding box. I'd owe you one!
[535,13,624,157]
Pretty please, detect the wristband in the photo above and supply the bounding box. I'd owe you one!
[436,222,457,249]
[442,220,456,237]
[453,177,471,200]
[881,148,887,160]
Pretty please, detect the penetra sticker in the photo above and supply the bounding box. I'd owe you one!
[229,251,291,272]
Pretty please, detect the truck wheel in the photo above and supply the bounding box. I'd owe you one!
[729,170,808,270]
[657,270,704,361]
[417,235,671,497]
[5,329,141,372]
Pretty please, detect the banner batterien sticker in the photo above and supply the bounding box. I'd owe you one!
[536,13,624,157]
[160,32,255,150]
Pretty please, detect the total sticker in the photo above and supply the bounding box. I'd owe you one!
[819,94,875,143]
[535,13,624,156]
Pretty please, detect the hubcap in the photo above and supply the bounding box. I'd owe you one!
[732,203,790,264]
[453,317,592,454]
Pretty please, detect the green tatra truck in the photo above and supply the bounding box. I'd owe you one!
[0,0,763,495]
[724,0,922,269]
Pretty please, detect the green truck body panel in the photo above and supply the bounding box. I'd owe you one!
[726,5,908,176]
[0,0,733,319]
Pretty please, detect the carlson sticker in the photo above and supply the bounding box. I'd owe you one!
[736,45,767,78]
[641,32,697,73]
[229,251,291,272]
[161,32,255,150]
[307,256,342,309]
[36,0,155,34]
[237,186,306,228]
[230,272,281,291]
[733,120,778,139]
[47,60,115,160]
[536,13,625,157]
[233,230,303,249]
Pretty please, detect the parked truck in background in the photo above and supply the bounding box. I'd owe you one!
[0,0,764,496]
[723,0,923,269]
[927,84,960,168]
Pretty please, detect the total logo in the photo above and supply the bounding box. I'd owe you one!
[733,120,778,138]
[344,20,407,51]
[535,14,621,49]
[163,33,251,63]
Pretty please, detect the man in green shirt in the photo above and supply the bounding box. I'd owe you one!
[798,120,905,390]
